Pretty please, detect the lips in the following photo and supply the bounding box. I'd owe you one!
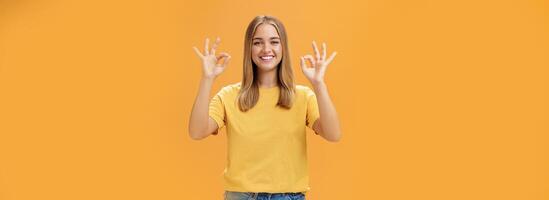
[259,55,275,62]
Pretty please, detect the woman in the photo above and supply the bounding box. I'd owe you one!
[189,15,341,200]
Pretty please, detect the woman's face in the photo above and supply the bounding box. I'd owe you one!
[251,23,283,72]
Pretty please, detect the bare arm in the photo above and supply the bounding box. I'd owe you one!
[188,78,220,140]
[188,37,231,140]
[300,41,341,142]
[311,82,341,142]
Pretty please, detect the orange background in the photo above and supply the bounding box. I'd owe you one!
[1,0,548,199]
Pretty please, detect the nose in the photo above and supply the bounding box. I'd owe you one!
[261,43,273,53]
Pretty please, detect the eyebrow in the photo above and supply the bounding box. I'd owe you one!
[253,37,280,40]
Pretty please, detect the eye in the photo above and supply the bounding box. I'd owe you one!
[271,41,280,45]
[253,41,261,45]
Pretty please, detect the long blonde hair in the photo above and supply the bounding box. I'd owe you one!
[237,15,295,112]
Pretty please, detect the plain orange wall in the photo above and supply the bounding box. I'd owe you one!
[1,0,547,199]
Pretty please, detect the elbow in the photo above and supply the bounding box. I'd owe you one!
[189,132,205,140]
[317,126,342,142]
[325,131,342,143]
[188,127,206,140]
[327,135,341,142]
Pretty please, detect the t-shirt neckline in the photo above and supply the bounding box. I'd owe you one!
[259,86,279,94]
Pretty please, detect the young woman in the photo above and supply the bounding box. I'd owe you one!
[189,15,341,200]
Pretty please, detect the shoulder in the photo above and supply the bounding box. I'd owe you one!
[223,82,242,91]
[295,84,315,97]
[216,82,241,97]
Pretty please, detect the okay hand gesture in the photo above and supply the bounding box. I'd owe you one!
[193,37,231,79]
[300,41,337,84]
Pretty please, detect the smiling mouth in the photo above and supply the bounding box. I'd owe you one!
[259,55,275,61]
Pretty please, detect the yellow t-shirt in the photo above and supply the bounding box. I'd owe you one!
[208,82,320,193]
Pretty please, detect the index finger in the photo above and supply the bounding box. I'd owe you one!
[312,41,320,61]
[211,37,221,55]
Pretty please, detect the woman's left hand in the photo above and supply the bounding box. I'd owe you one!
[300,41,337,85]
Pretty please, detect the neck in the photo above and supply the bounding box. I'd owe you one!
[257,68,278,88]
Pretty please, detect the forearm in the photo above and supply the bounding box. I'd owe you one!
[312,81,342,141]
[188,77,215,139]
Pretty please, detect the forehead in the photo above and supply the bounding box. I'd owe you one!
[253,23,280,39]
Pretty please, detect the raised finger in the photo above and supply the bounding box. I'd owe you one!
[211,37,220,55]
[312,41,320,62]
[204,38,210,56]
[326,51,337,65]
[193,46,203,58]
[322,42,327,61]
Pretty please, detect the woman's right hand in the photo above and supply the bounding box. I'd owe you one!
[193,37,231,79]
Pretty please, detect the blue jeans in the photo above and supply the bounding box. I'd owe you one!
[224,191,306,200]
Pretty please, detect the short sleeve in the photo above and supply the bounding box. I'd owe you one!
[209,88,226,130]
[305,87,320,131]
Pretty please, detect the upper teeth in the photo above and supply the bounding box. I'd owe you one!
[260,56,274,60]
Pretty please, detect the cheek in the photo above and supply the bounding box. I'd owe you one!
[250,48,260,65]
[275,46,283,59]
[275,45,282,53]
[251,47,261,56]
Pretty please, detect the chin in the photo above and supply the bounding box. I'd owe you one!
[255,62,280,72]
[258,65,277,71]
